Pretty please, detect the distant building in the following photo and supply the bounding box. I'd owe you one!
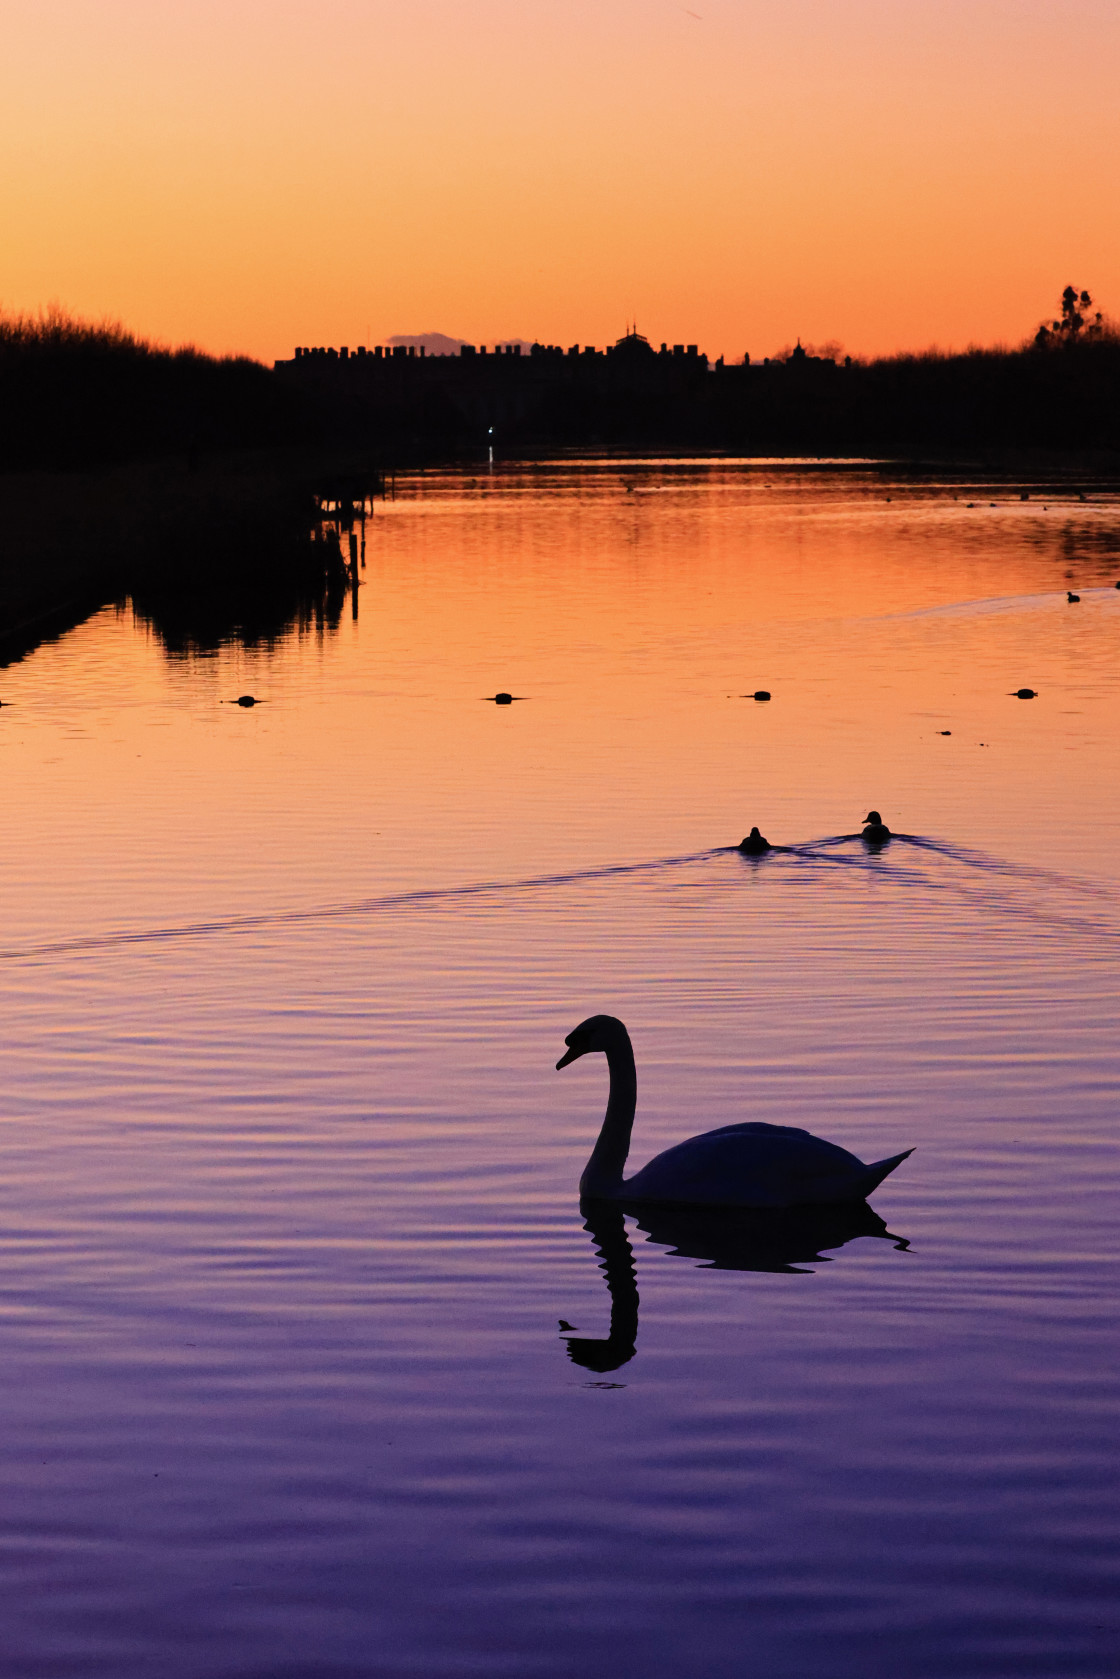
[610,327,656,361]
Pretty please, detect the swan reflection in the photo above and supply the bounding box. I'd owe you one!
[562,1197,909,1374]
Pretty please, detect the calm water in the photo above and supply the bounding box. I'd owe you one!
[3,464,1120,1676]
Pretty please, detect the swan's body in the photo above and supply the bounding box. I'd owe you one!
[557,1015,912,1208]
[862,809,891,844]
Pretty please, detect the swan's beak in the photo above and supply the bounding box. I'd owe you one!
[556,1034,590,1070]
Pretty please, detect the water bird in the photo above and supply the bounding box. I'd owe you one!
[492,693,514,704]
[234,695,258,707]
[557,1016,912,1208]
[862,810,891,843]
[738,826,771,854]
[1068,591,1081,603]
[939,730,951,735]
[752,690,771,702]
[1015,688,1037,699]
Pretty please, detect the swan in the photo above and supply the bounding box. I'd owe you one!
[557,1016,912,1207]
[861,810,891,843]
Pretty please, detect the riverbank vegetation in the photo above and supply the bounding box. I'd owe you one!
[0,310,358,663]
[0,306,311,471]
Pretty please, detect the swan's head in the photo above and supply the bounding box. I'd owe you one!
[556,1014,623,1069]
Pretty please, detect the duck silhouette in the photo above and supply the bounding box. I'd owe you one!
[861,810,891,844]
[557,1016,912,1208]
[738,826,771,855]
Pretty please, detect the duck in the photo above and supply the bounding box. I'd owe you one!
[738,826,771,855]
[862,810,891,843]
[556,1015,912,1207]
[1067,591,1081,603]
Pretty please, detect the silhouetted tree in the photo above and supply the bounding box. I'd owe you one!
[1035,285,1104,347]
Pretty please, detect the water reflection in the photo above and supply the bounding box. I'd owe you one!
[563,1198,909,1373]
[562,1203,641,1373]
[127,486,372,656]
[4,465,1120,1677]
[130,554,350,656]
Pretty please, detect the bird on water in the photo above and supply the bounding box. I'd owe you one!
[738,826,771,854]
[557,1015,912,1208]
[862,810,891,843]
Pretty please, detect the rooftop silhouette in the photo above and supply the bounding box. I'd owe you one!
[271,298,1120,458]
[4,291,1119,477]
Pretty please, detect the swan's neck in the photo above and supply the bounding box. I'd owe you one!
[580,1030,636,1198]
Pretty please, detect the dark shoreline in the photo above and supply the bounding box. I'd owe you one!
[0,446,376,668]
[4,309,1119,666]
[3,447,1118,671]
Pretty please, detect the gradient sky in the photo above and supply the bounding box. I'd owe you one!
[3,0,1118,363]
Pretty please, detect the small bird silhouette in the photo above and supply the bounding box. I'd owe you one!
[739,826,771,855]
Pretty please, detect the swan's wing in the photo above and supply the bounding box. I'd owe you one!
[623,1123,872,1208]
[700,1122,830,1143]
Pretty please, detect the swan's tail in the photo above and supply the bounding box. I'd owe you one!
[856,1147,914,1198]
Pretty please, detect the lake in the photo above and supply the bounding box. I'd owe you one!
[2,461,1120,1677]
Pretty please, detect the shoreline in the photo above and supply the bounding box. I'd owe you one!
[0,446,373,667]
[3,445,1118,669]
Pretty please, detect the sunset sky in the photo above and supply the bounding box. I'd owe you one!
[3,0,1118,364]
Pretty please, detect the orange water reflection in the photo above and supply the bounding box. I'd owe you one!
[3,464,1120,948]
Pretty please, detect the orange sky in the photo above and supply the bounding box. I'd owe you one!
[2,1,1118,363]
